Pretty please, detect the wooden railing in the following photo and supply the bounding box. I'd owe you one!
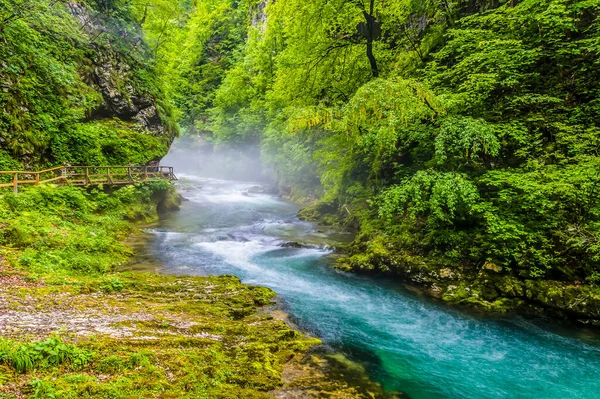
[0,165,177,193]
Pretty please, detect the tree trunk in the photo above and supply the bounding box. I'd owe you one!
[365,0,379,78]
[366,38,378,78]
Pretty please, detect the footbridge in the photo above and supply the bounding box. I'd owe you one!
[0,165,177,193]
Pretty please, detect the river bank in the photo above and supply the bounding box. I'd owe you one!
[0,183,397,398]
[0,266,397,398]
[295,202,600,327]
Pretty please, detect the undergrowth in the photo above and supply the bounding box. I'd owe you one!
[0,337,92,375]
[0,181,173,276]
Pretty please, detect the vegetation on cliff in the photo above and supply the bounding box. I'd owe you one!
[0,0,177,170]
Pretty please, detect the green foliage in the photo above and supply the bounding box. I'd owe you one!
[131,0,251,135]
[0,183,175,275]
[0,0,100,162]
[0,0,176,169]
[50,120,169,166]
[434,116,500,166]
[477,160,600,279]
[0,337,92,374]
[153,0,600,284]
[379,170,480,226]
[5,0,598,287]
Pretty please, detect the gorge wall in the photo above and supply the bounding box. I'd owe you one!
[0,0,177,170]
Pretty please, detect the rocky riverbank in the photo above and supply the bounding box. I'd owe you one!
[335,238,600,327]
[296,204,600,327]
[0,265,399,398]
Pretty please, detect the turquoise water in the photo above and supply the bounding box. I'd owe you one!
[136,175,600,399]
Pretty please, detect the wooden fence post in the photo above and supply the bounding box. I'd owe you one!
[13,173,17,194]
[35,173,40,185]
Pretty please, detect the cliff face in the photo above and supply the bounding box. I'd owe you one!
[0,0,177,170]
[250,0,268,31]
[67,1,172,137]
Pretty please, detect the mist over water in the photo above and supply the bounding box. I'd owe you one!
[161,137,272,183]
[132,141,600,398]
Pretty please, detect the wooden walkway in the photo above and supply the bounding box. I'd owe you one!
[0,165,177,192]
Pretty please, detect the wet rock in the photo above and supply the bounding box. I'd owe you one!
[157,187,182,214]
[281,241,304,249]
[135,105,166,136]
[481,284,500,301]
[279,241,331,251]
[523,280,600,320]
[430,284,442,297]
[493,275,524,298]
[66,1,175,141]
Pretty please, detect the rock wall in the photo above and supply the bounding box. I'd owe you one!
[67,0,175,139]
[0,0,177,170]
[337,238,600,325]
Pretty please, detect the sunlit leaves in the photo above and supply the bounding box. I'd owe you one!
[478,159,600,277]
[142,0,600,281]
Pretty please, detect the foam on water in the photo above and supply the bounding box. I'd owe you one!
[194,240,276,272]
[135,175,600,399]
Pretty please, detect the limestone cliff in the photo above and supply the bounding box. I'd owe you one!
[67,1,173,138]
[0,0,176,170]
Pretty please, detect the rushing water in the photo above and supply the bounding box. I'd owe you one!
[128,174,600,399]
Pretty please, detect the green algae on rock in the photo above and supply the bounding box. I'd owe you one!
[0,272,310,397]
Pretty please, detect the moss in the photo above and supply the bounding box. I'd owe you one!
[0,179,403,397]
[6,274,271,392]
[273,351,403,398]
[331,230,600,323]
[0,269,401,398]
[298,202,343,227]
[157,185,183,214]
[0,0,177,169]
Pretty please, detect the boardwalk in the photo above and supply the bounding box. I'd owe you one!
[0,165,177,192]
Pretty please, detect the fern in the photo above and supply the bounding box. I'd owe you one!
[0,337,92,374]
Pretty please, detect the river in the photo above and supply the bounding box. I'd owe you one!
[127,173,600,399]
